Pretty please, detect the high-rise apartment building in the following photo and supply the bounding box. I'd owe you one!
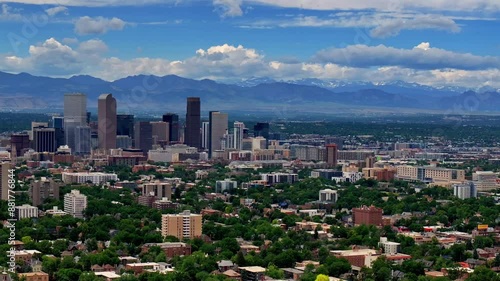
[326,144,338,167]
[352,205,383,226]
[161,210,202,239]
[64,190,87,219]
[0,162,12,201]
[208,111,228,158]
[64,93,87,152]
[30,178,62,206]
[233,121,244,150]
[33,127,56,152]
[98,94,117,151]
[134,122,153,154]
[185,97,201,149]
[162,113,179,142]
[453,182,477,199]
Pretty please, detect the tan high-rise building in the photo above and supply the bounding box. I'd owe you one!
[98,94,117,151]
[151,121,170,144]
[1,162,12,201]
[161,210,202,239]
[30,178,62,206]
[209,111,228,158]
[326,144,338,167]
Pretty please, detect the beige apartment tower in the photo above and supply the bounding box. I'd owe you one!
[161,210,202,239]
[1,162,12,201]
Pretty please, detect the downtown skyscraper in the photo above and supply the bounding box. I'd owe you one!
[64,93,89,155]
[185,97,201,149]
[162,113,179,143]
[208,111,228,158]
[98,94,117,151]
[233,121,245,150]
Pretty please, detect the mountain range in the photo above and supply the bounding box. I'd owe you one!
[0,71,499,115]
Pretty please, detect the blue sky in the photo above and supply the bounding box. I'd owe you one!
[0,0,499,88]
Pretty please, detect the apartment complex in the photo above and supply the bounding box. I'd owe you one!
[161,210,202,239]
[62,172,118,184]
[396,165,465,185]
[472,171,498,191]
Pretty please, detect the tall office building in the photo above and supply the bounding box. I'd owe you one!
[30,122,48,140]
[161,210,202,239]
[64,190,87,219]
[185,97,201,149]
[162,113,179,142]
[117,114,134,137]
[134,122,153,154]
[254,122,270,139]
[326,144,338,167]
[33,127,56,152]
[51,116,65,148]
[64,93,87,152]
[208,111,228,158]
[10,134,30,158]
[98,94,117,151]
[1,162,12,201]
[74,126,91,155]
[233,121,245,150]
[201,121,209,149]
[151,121,169,144]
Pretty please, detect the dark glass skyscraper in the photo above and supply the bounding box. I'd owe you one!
[134,122,153,155]
[162,113,179,142]
[117,114,134,137]
[254,122,270,139]
[185,97,201,148]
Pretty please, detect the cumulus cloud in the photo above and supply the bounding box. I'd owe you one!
[45,6,68,16]
[74,16,126,35]
[213,0,243,17]
[77,39,108,54]
[0,38,106,75]
[314,43,500,70]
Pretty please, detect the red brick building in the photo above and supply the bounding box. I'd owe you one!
[353,205,383,226]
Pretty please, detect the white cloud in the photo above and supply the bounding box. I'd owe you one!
[2,0,168,7]
[213,0,243,17]
[74,16,126,35]
[0,38,106,75]
[45,6,68,16]
[77,39,108,53]
[62,37,78,45]
[314,43,500,70]
[0,4,23,21]
[242,12,462,38]
[247,0,500,12]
